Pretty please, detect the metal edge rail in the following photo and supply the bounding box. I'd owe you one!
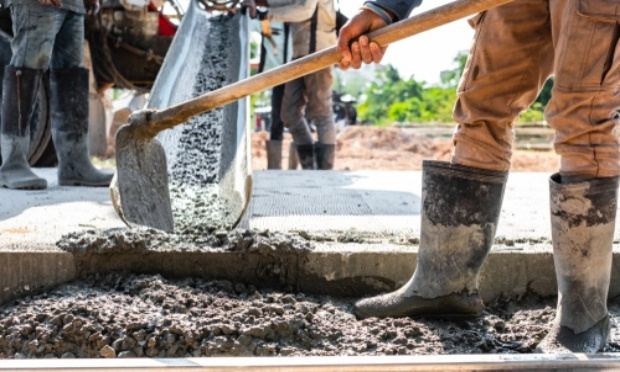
[2,354,620,371]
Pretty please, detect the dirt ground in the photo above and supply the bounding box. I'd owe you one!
[251,126,560,172]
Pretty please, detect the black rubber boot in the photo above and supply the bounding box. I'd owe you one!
[266,140,282,170]
[0,65,3,144]
[296,143,315,170]
[315,143,335,170]
[536,174,618,353]
[50,68,113,187]
[0,66,47,190]
[353,160,508,319]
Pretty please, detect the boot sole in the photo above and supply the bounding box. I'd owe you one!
[2,184,47,190]
[59,180,111,187]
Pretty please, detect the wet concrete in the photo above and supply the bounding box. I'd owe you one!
[149,7,251,232]
[2,271,620,359]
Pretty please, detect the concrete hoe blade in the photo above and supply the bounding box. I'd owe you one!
[114,126,174,232]
[112,2,252,233]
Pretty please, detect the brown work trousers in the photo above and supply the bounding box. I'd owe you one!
[281,66,336,145]
[452,0,620,178]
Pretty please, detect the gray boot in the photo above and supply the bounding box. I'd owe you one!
[266,140,282,170]
[296,143,315,170]
[315,143,335,170]
[0,66,47,190]
[50,68,113,187]
[353,160,508,319]
[536,174,619,353]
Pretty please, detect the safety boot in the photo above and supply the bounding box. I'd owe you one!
[266,140,282,170]
[536,174,618,353]
[50,68,113,187]
[0,66,47,189]
[315,143,335,170]
[353,160,508,319]
[296,143,315,170]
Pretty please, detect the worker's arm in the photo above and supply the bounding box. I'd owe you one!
[258,0,318,24]
[337,0,422,70]
[372,0,422,21]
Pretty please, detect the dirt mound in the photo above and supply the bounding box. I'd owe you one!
[252,125,559,172]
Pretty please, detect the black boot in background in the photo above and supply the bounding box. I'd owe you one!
[50,68,113,187]
[0,66,47,189]
[296,143,315,170]
[315,143,335,170]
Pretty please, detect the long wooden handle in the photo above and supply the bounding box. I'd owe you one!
[144,0,512,132]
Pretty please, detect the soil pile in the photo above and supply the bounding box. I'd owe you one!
[251,126,560,172]
[3,272,619,358]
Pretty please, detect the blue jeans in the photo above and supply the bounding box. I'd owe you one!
[10,3,84,70]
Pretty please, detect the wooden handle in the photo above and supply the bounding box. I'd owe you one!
[145,0,512,131]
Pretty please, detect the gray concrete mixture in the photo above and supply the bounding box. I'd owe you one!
[4,4,620,361]
[2,271,620,359]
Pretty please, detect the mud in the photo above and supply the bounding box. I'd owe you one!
[2,272,620,358]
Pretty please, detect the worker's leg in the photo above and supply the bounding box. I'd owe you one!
[48,12,112,186]
[451,0,555,171]
[267,84,285,170]
[537,0,620,353]
[0,3,63,189]
[305,68,336,170]
[354,0,553,319]
[281,77,314,169]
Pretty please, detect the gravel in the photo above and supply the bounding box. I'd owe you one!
[2,272,620,358]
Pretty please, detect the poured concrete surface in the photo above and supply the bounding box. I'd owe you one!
[247,170,556,241]
[2,168,620,305]
[0,168,124,251]
[0,169,570,253]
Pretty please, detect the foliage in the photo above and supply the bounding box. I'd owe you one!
[355,51,556,126]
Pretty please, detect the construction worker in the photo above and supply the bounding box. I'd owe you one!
[0,0,113,189]
[255,0,338,170]
[338,0,620,353]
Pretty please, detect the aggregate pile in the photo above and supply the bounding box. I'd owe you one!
[2,272,620,358]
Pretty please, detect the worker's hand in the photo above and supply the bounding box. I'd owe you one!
[337,8,389,70]
[38,0,62,8]
[239,0,257,18]
[83,0,100,16]
[254,0,267,6]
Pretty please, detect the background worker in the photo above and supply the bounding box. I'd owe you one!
[256,0,338,170]
[0,0,113,189]
[338,0,620,353]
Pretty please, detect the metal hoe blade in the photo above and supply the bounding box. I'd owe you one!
[114,124,174,232]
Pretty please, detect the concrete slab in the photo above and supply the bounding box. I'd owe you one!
[247,170,559,241]
[0,168,124,251]
[1,169,571,253]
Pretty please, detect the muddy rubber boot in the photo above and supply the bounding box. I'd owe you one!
[536,174,619,353]
[266,140,282,170]
[296,143,315,170]
[353,160,508,319]
[0,65,3,146]
[315,143,335,170]
[0,66,47,190]
[50,68,113,187]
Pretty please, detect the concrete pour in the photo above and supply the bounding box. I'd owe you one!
[4,168,620,358]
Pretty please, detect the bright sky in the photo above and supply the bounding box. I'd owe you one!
[338,0,475,84]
